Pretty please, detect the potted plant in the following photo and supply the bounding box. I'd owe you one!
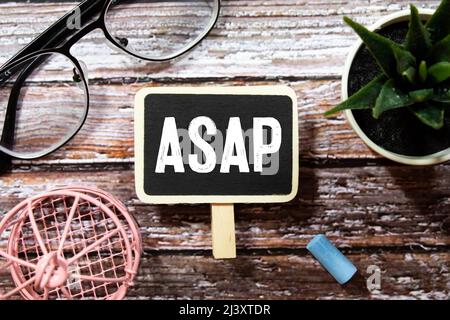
[326,0,450,165]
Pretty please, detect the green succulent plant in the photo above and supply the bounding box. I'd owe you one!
[325,0,450,130]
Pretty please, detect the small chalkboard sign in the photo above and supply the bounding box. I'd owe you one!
[135,86,298,258]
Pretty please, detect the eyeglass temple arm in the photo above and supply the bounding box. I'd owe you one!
[1,0,105,69]
[0,57,48,167]
[0,0,105,159]
[1,57,47,150]
[0,60,36,166]
[0,152,11,172]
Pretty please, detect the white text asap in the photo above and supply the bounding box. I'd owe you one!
[155,116,282,173]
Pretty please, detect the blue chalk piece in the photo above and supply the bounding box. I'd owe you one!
[306,234,357,285]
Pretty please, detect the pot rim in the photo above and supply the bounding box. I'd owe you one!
[342,8,450,166]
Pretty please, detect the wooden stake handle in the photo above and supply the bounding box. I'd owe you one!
[211,204,236,259]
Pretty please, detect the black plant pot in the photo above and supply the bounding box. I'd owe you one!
[343,9,450,165]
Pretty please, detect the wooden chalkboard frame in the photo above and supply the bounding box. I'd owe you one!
[134,86,298,204]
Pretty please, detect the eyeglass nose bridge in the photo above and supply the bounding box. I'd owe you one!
[0,69,12,84]
[72,60,88,90]
[105,36,137,58]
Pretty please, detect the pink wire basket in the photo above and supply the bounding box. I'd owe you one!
[0,186,141,300]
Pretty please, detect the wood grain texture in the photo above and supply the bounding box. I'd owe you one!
[7,80,376,163]
[0,0,449,300]
[0,0,443,79]
[0,0,444,163]
[2,252,449,300]
[0,167,449,250]
[131,252,450,300]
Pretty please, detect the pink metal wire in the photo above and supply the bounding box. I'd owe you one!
[0,186,141,300]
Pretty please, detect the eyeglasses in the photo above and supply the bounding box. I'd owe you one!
[0,0,220,162]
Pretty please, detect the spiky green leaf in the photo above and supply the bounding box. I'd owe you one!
[392,46,416,80]
[324,75,386,116]
[419,60,428,83]
[429,62,450,84]
[409,88,434,103]
[406,5,432,59]
[402,66,418,85]
[344,17,401,78]
[432,85,450,103]
[411,103,445,129]
[426,0,450,43]
[429,34,450,64]
[372,79,414,118]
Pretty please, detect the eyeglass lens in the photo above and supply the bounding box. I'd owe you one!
[0,53,88,158]
[104,0,217,60]
[0,0,218,159]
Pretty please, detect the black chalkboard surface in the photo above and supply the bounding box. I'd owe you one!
[135,86,298,204]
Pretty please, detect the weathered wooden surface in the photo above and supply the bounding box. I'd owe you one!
[1,167,449,250]
[5,80,369,163]
[0,0,442,79]
[1,253,449,299]
[0,0,449,300]
[0,0,446,163]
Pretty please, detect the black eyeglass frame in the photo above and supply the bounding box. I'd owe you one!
[0,0,221,162]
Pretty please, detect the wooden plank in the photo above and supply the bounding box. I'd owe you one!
[5,80,375,164]
[1,252,448,299]
[0,0,447,301]
[0,1,445,163]
[0,1,442,80]
[0,167,449,250]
